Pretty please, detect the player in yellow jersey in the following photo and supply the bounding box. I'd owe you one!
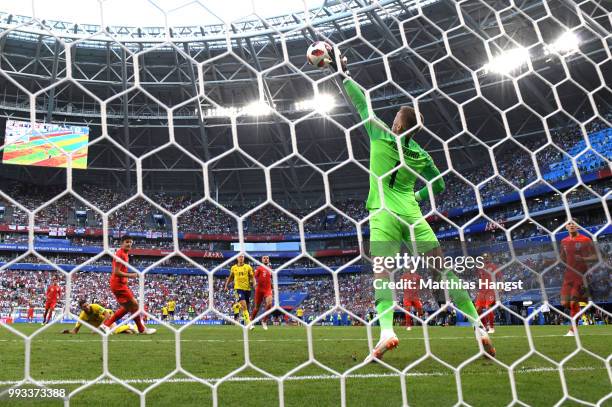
[161,306,168,321]
[224,254,255,328]
[167,299,176,322]
[62,300,111,334]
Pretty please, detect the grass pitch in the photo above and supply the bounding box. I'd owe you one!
[0,323,610,406]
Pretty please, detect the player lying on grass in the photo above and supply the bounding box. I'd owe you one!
[251,255,273,330]
[62,299,111,334]
[224,254,255,329]
[328,51,495,360]
[100,236,156,335]
[112,323,139,334]
[62,300,138,335]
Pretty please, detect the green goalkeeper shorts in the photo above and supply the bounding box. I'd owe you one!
[369,209,439,257]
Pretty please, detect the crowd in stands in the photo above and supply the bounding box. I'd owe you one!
[0,118,609,324]
[2,245,609,322]
[0,178,607,240]
[0,269,214,321]
[421,115,610,213]
[0,251,365,273]
[0,117,608,236]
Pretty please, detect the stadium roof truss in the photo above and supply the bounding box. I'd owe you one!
[0,0,609,204]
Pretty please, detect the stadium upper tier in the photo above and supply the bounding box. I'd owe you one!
[0,121,608,237]
[0,174,608,237]
[0,0,609,208]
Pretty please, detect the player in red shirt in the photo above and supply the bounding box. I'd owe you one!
[101,236,156,335]
[251,256,274,330]
[42,277,62,325]
[560,221,596,336]
[475,253,502,334]
[27,303,35,323]
[400,269,422,331]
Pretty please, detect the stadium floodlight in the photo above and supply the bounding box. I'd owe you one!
[242,101,272,116]
[204,106,237,117]
[204,102,272,117]
[483,47,530,74]
[294,94,336,113]
[545,31,580,56]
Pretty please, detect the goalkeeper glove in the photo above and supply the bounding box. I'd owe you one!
[328,48,349,76]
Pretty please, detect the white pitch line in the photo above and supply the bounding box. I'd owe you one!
[0,333,609,343]
[0,367,601,387]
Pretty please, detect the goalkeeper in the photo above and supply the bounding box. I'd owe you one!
[331,53,495,360]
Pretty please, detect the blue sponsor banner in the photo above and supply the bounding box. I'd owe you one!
[282,230,361,241]
[0,243,99,254]
[279,291,308,308]
[35,237,71,245]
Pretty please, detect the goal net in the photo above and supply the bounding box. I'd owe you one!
[0,0,610,405]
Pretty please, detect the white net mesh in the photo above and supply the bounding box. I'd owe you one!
[0,0,610,405]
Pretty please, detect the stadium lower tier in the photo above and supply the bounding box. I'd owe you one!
[1,251,610,324]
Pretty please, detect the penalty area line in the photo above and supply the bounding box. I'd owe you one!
[0,367,600,386]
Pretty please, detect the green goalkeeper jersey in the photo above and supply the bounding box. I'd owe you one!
[343,78,445,216]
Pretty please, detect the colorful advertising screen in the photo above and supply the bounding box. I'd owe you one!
[2,119,89,169]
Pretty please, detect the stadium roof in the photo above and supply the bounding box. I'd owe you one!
[0,0,609,205]
[1,0,326,28]
[0,0,422,44]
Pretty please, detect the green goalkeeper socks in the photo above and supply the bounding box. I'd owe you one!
[374,278,394,330]
[443,269,480,326]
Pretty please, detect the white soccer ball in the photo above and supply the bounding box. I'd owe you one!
[306,41,334,68]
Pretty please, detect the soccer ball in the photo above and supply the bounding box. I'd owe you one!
[306,41,334,68]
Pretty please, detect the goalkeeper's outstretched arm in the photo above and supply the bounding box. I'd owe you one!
[342,77,388,141]
[337,54,417,143]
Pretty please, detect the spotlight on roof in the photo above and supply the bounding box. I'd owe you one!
[294,94,336,113]
[483,47,530,75]
[242,101,272,117]
[204,102,272,118]
[545,31,580,56]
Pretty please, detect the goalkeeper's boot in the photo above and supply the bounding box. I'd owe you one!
[368,334,399,361]
[141,327,157,335]
[476,326,496,358]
